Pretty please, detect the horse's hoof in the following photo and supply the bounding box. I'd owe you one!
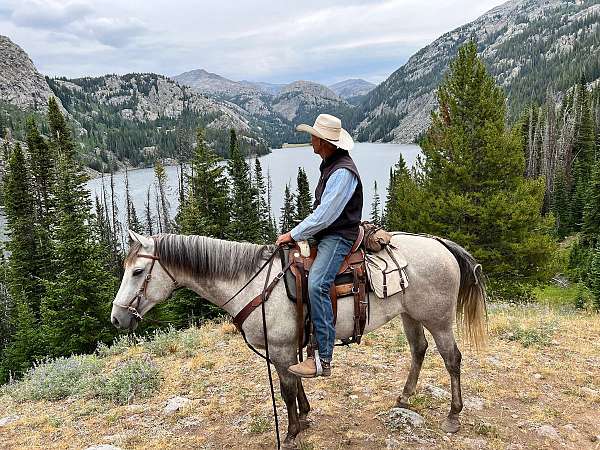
[394,398,412,409]
[299,418,310,431]
[282,440,297,449]
[441,418,460,433]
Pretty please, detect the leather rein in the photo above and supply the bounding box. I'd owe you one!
[113,237,178,321]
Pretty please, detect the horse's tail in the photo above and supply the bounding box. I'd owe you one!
[438,238,487,349]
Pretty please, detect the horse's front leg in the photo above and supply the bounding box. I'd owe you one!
[274,363,301,448]
[297,377,310,430]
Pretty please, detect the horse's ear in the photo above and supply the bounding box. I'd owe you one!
[129,230,153,247]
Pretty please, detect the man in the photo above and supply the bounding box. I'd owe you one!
[276,113,363,378]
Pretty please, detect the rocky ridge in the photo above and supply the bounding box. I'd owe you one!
[329,78,376,99]
[0,35,64,112]
[354,0,600,143]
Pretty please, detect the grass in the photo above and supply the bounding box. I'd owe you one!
[0,306,599,449]
[533,283,594,309]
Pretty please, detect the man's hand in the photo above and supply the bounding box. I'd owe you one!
[276,232,294,246]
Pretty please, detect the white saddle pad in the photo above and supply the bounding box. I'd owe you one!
[365,244,409,298]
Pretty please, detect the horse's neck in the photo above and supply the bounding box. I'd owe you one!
[176,252,282,317]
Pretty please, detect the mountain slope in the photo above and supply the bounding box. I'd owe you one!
[354,0,600,143]
[329,79,376,99]
[0,35,64,112]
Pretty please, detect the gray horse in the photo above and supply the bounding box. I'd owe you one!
[111,230,487,448]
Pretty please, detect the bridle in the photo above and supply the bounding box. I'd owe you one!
[113,237,178,321]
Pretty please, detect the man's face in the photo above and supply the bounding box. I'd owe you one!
[311,135,322,155]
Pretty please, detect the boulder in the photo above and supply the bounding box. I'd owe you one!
[386,408,424,431]
[537,424,560,440]
[163,396,191,415]
[0,415,19,427]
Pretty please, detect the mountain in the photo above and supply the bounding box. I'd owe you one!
[329,79,376,99]
[0,35,64,112]
[239,80,285,96]
[353,0,600,143]
[173,71,353,144]
[172,69,260,98]
[47,73,269,168]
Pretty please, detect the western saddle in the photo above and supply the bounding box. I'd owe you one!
[282,227,368,360]
[232,228,369,362]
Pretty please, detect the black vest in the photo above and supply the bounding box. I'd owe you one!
[313,150,363,241]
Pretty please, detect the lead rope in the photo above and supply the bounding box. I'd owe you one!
[259,252,281,449]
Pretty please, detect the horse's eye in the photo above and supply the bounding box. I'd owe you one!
[132,268,144,276]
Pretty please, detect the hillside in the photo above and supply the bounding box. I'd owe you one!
[1,302,599,449]
[0,35,64,113]
[353,0,600,143]
[329,78,376,99]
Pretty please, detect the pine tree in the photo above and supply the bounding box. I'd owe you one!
[144,186,154,235]
[295,167,312,222]
[588,244,600,310]
[41,98,117,357]
[154,161,172,233]
[280,183,296,233]
[370,181,381,226]
[570,76,596,230]
[418,42,555,291]
[177,127,229,237]
[384,155,425,232]
[226,129,260,242]
[254,158,277,242]
[582,161,600,246]
[0,143,45,378]
[124,167,143,234]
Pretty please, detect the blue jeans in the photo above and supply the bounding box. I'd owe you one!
[308,233,353,362]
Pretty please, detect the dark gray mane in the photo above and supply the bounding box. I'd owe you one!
[153,234,275,280]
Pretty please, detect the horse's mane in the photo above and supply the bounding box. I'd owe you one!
[126,234,275,280]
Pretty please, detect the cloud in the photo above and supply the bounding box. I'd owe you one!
[9,0,92,29]
[0,0,507,82]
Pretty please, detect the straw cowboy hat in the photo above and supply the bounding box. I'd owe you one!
[296,113,354,151]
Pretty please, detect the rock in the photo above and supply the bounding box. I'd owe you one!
[464,396,485,411]
[349,395,359,400]
[581,387,599,397]
[537,424,560,440]
[85,446,123,450]
[533,373,543,380]
[562,424,576,432]
[163,396,191,415]
[424,384,451,400]
[385,436,402,449]
[0,415,19,427]
[386,408,424,430]
[463,437,488,449]
[487,356,502,367]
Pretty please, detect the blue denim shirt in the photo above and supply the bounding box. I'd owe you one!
[290,168,358,241]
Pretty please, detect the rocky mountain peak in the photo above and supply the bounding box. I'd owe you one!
[0,35,64,112]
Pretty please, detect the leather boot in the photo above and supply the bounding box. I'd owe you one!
[288,357,331,378]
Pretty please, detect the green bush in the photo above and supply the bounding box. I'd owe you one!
[144,327,180,356]
[488,280,536,303]
[96,334,138,358]
[2,355,103,401]
[497,320,557,348]
[94,358,161,405]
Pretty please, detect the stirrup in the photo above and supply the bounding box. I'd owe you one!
[313,350,323,376]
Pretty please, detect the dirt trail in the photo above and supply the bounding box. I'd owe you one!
[1,305,599,449]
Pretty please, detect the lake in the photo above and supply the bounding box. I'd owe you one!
[86,142,421,230]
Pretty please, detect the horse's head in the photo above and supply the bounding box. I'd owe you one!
[110,230,179,330]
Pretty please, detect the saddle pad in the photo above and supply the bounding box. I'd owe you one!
[365,244,409,298]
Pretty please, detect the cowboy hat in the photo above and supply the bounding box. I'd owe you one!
[296,113,354,151]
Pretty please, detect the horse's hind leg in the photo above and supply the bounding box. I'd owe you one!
[296,378,310,430]
[396,313,428,408]
[427,325,463,433]
[274,365,301,448]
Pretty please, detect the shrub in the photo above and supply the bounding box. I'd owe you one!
[94,358,160,405]
[496,320,557,347]
[2,355,103,401]
[96,334,138,358]
[144,327,181,356]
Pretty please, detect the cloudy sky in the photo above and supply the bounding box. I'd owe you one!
[0,0,505,84]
